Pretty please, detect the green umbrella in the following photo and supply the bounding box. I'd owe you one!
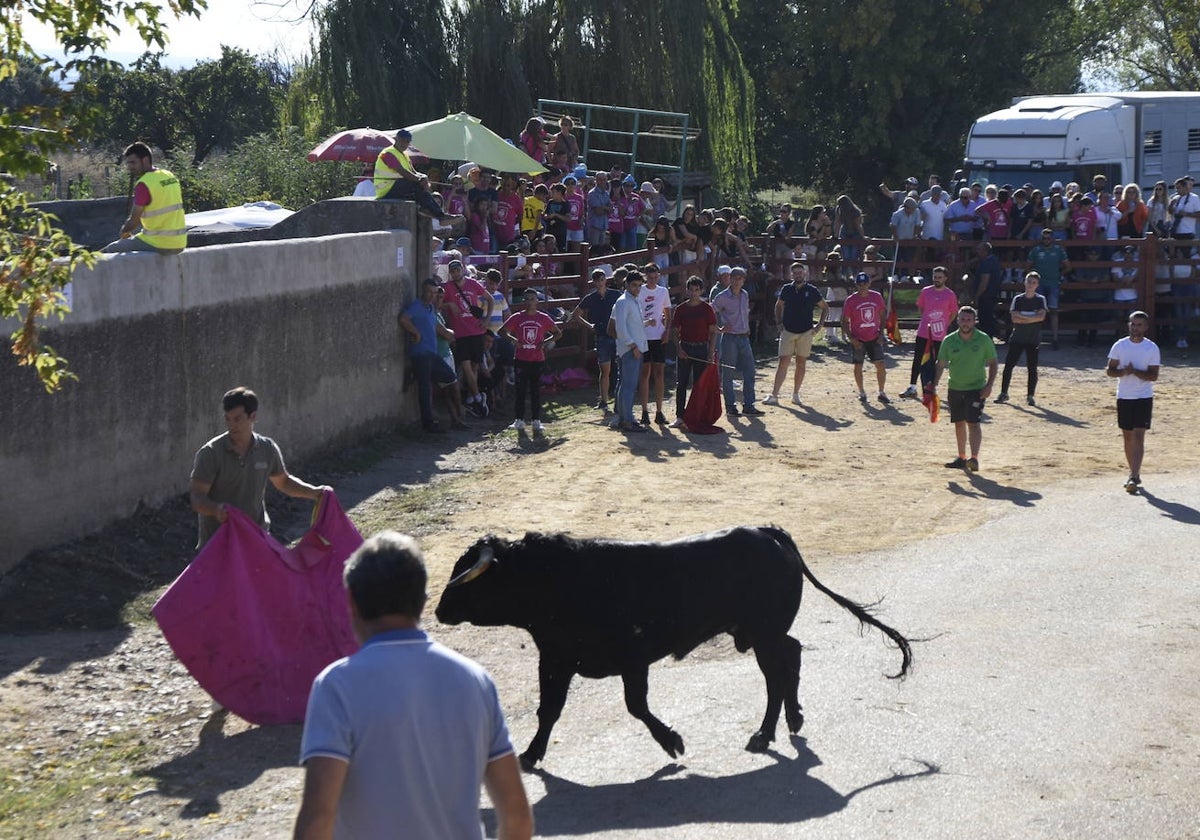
[404,112,548,175]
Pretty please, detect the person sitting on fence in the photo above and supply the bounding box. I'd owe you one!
[100,141,186,255]
[712,218,752,266]
[374,130,463,229]
[766,204,798,262]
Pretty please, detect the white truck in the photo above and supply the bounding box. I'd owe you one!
[963,92,1200,192]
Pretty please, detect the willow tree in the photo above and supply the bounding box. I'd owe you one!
[517,0,757,197]
[312,0,457,129]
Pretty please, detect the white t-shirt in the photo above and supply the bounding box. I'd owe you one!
[919,197,949,240]
[1173,191,1200,235]
[1110,253,1138,302]
[638,282,671,340]
[1108,336,1160,400]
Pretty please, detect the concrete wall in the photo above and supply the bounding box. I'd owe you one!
[1,227,421,573]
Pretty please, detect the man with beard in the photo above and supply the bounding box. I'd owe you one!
[933,307,997,473]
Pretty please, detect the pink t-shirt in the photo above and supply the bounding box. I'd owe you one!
[503,310,557,362]
[976,199,1011,239]
[608,198,624,232]
[1071,208,1097,239]
[494,191,523,243]
[844,290,885,341]
[623,194,645,231]
[916,285,960,340]
[566,191,585,231]
[444,276,489,338]
[443,190,468,216]
[468,212,491,254]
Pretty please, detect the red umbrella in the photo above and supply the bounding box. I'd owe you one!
[306,127,429,165]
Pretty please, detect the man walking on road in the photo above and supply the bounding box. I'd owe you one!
[1106,310,1160,494]
[294,531,533,840]
[933,307,998,472]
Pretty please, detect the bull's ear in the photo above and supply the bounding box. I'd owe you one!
[447,546,495,587]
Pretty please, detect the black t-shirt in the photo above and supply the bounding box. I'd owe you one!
[778,281,825,333]
[578,288,621,333]
[1009,293,1047,344]
[544,199,569,245]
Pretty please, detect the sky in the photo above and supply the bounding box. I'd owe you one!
[25,0,318,68]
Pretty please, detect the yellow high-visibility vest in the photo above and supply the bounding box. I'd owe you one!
[136,168,187,251]
[374,145,416,199]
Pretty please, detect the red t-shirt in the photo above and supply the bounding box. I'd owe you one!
[844,290,885,341]
[623,194,645,231]
[1071,209,1097,239]
[502,310,557,362]
[673,300,716,343]
[976,199,1011,239]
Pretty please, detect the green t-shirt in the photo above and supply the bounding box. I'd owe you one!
[1028,243,1068,287]
[937,328,997,390]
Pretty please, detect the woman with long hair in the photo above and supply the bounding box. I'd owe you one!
[1116,184,1148,238]
[649,215,675,269]
[674,205,700,264]
[1028,189,1047,240]
[804,204,833,260]
[833,194,865,270]
[1047,192,1070,240]
[1147,180,1172,238]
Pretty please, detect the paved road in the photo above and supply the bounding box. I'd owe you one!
[482,473,1200,840]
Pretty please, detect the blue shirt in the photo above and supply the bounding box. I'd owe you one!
[578,287,621,334]
[300,628,514,840]
[404,298,439,357]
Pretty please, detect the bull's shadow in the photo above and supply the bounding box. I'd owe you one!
[490,736,936,835]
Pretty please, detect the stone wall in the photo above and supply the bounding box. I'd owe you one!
[1,226,421,573]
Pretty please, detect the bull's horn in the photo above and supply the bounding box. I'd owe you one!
[447,546,494,587]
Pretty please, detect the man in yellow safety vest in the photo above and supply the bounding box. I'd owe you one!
[100,141,187,255]
[375,128,464,230]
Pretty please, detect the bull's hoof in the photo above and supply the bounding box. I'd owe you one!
[667,731,685,758]
[786,710,805,734]
[518,751,541,772]
[745,731,771,753]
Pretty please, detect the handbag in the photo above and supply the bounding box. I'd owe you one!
[453,282,485,319]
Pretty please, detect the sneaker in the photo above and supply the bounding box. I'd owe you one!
[668,417,685,428]
[994,393,1009,404]
[619,421,647,433]
[595,397,608,410]
[505,369,515,385]
[478,394,489,417]
[742,405,765,416]
[966,457,979,473]
[944,457,968,469]
[532,420,545,434]
[1124,476,1140,495]
[509,418,526,431]
[1177,338,1189,349]
[763,394,780,405]
[1027,395,1036,406]
[877,392,890,405]
[858,391,868,403]
[791,392,803,405]
[900,384,918,399]
[726,405,740,417]
[641,409,651,426]
[655,410,668,426]
[465,400,484,418]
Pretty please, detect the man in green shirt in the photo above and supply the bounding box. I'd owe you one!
[933,307,998,472]
[1026,230,1070,349]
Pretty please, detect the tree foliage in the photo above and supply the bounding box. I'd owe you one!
[1,0,204,392]
[73,48,285,165]
[1083,0,1200,90]
[739,0,1087,197]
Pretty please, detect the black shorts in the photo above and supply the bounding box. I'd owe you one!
[644,339,666,364]
[851,338,885,364]
[948,388,985,424]
[1117,398,1153,430]
[452,333,485,366]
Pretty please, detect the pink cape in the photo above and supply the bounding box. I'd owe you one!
[152,491,361,725]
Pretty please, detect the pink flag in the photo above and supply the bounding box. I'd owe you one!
[152,491,361,725]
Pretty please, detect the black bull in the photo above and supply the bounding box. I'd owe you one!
[435,525,912,769]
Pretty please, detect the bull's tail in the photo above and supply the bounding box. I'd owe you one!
[763,526,913,680]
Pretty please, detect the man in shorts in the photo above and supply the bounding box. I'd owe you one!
[765,259,828,405]
[637,263,672,425]
[571,268,622,412]
[442,260,494,417]
[996,272,1047,406]
[1026,228,1070,350]
[1106,310,1160,494]
[901,265,960,399]
[933,306,997,472]
[841,272,890,404]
